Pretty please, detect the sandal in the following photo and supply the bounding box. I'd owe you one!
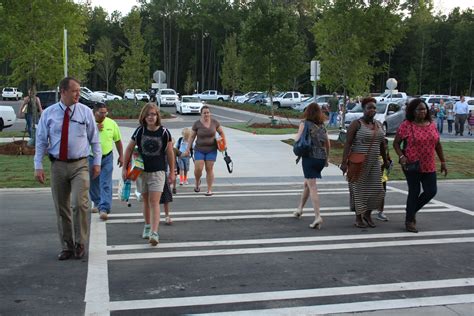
[205,191,213,196]
[194,179,201,193]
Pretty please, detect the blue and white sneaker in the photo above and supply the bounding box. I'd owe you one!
[376,211,389,221]
[142,224,151,239]
[149,232,159,246]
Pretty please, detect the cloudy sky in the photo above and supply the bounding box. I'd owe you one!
[84,0,472,16]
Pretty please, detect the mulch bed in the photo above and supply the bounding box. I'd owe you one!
[0,141,35,155]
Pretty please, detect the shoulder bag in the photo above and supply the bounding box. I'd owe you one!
[403,123,420,173]
[346,120,377,183]
[293,120,312,163]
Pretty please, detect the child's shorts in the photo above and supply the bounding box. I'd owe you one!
[178,157,190,171]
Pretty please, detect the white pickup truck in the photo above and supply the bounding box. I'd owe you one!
[271,91,304,108]
[193,90,230,102]
[374,91,408,103]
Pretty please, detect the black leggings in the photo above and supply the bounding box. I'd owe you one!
[404,171,437,222]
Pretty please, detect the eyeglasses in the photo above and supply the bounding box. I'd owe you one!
[146,113,158,117]
[97,111,108,116]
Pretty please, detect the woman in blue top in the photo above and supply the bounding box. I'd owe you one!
[437,99,447,134]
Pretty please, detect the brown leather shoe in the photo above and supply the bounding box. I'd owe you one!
[406,221,418,233]
[58,250,74,261]
[74,244,86,259]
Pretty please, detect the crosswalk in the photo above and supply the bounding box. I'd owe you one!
[85,183,474,315]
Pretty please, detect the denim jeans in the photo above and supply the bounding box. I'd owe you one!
[404,171,437,222]
[89,152,114,213]
[25,113,33,138]
[329,112,338,127]
[436,117,444,134]
[447,119,454,134]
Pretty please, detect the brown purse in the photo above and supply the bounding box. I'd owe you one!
[346,121,377,183]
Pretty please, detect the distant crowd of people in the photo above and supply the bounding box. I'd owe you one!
[33,77,453,260]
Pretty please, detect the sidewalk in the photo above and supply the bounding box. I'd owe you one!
[113,124,345,186]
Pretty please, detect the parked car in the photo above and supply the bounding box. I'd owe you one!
[245,92,269,105]
[344,101,406,134]
[193,90,230,102]
[420,95,453,106]
[0,105,16,130]
[176,95,204,114]
[272,91,304,108]
[234,91,262,103]
[37,90,60,109]
[96,91,122,101]
[37,90,97,110]
[374,91,408,103]
[80,87,104,102]
[292,96,314,112]
[466,97,474,111]
[123,89,150,101]
[158,88,179,107]
[2,87,23,101]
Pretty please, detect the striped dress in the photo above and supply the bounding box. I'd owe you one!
[349,121,385,215]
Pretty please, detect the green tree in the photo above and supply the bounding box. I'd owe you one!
[93,37,117,92]
[406,67,418,96]
[240,0,306,119]
[183,70,194,94]
[0,0,91,144]
[117,9,150,92]
[220,33,242,99]
[0,0,91,88]
[313,0,403,98]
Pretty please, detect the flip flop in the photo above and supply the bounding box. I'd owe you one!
[205,191,213,196]
[194,179,201,193]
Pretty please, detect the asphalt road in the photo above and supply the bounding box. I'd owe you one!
[1,180,473,315]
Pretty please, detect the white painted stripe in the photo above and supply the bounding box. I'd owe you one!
[387,185,474,216]
[107,237,474,260]
[107,229,474,251]
[106,204,442,218]
[108,278,474,311]
[193,294,474,316]
[112,191,355,199]
[106,208,454,224]
[84,214,110,315]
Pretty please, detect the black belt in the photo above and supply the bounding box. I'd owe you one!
[49,154,87,163]
[89,151,112,159]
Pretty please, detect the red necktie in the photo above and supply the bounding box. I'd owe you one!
[59,107,70,161]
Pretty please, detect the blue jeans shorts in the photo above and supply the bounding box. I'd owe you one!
[194,149,217,162]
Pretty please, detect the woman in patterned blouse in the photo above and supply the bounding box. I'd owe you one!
[393,98,447,233]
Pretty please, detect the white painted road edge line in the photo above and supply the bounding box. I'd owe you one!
[387,185,474,216]
[107,229,474,251]
[192,294,474,316]
[107,237,474,260]
[84,214,110,315]
[105,208,453,224]
[106,204,442,218]
[108,278,474,311]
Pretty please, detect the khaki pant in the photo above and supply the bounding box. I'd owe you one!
[50,159,90,250]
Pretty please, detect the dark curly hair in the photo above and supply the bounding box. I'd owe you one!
[361,97,376,108]
[405,98,431,122]
[304,102,325,125]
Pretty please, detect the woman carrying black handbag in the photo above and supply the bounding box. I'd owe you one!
[393,98,448,233]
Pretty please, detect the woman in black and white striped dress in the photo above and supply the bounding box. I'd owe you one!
[340,97,390,228]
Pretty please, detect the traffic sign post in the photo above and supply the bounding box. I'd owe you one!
[311,60,320,98]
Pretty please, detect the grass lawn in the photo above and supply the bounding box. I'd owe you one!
[0,155,51,188]
[282,139,474,180]
[228,123,298,135]
[0,131,28,138]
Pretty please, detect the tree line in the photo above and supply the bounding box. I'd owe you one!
[0,0,472,98]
